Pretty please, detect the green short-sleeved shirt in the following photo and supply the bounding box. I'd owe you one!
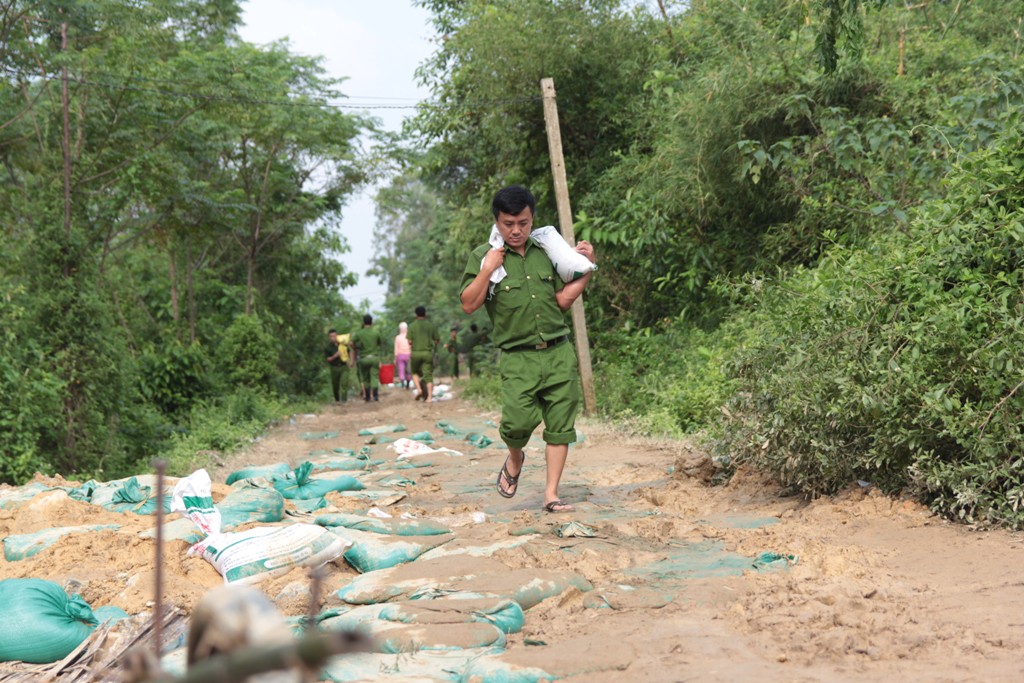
[325,334,351,366]
[351,326,383,359]
[325,341,343,367]
[407,318,439,354]
[461,238,569,350]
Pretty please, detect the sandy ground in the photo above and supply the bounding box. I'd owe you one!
[2,381,1024,682]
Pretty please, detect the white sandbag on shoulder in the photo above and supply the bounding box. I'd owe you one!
[189,523,350,585]
[530,225,598,282]
[485,224,597,291]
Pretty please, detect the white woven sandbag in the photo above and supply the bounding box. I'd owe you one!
[189,523,350,585]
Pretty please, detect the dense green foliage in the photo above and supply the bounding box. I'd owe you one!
[385,0,1024,527]
[719,125,1024,526]
[0,1,369,483]
[5,0,1024,530]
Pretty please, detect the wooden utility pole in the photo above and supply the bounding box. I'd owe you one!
[540,77,596,416]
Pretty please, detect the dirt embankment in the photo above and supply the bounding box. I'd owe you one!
[2,384,1023,682]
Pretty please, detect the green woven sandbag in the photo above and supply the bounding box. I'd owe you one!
[0,579,99,663]
[319,648,500,683]
[3,524,120,561]
[338,528,451,574]
[460,655,556,682]
[300,431,339,440]
[273,462,364,500]
[357,424,406,436]
[378,596,525,634]
[93,605,131,624]
[0,482,50,509]
[225,462,291,485]
[308,457,370,472]
[314,513,450,537]
[68,475,171,514]
[219,486,286,528]
[105,477,171,514]
[435,419,468,435]
[466,432,494,448]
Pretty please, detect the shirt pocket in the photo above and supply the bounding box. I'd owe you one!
[494,278,525,311]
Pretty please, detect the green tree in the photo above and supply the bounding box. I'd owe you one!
[0,0,371,481]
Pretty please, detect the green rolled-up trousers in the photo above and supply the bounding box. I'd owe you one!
[498,341,579,449]
[357,355,380,388]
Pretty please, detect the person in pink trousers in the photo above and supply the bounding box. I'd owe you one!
[394,321,412,389]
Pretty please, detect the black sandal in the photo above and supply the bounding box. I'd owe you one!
[496,454,523,498]
[543,499,575,513]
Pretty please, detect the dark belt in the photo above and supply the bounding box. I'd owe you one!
[504,335,569,353]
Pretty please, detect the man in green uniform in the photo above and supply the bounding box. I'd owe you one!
[351,314,384,401]
[444,327,460,380]
[407,305,440,402]
[324,328,353,402]
[461,323,487,378]
[460,185,595,513]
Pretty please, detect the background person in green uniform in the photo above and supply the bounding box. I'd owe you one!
[460,323,487,378]
[444,326,460,380]
[460,185,595,513]
[352,314,384,401]
[407,305,440,402]
[324,328,353,402]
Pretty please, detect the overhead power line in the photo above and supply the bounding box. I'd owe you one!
[1,66,541,112]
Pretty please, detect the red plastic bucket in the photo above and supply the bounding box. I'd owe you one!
[379,363,395,385]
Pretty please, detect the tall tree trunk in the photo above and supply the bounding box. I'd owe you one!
[187,242,196,343]
[245,250,255,315]
[169,244,180,323]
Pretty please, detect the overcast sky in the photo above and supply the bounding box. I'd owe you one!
[239,0,436,310]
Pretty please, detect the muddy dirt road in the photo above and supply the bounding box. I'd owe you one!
[2,382,1023,681]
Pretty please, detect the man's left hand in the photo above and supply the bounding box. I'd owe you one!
[575,240,595,263]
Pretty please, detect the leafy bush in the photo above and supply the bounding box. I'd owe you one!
[717,123,1024,526]
[0,292,64,483]
[216,314,281,389]
[461,371,502,411]
[139,342,211,415]
[163,388,289,475]
[593,320,740,438]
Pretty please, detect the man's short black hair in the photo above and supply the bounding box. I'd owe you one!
[492,185,536,219]
[415,305,426,317]
[363,314,372,325]
[328,328,337,334]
